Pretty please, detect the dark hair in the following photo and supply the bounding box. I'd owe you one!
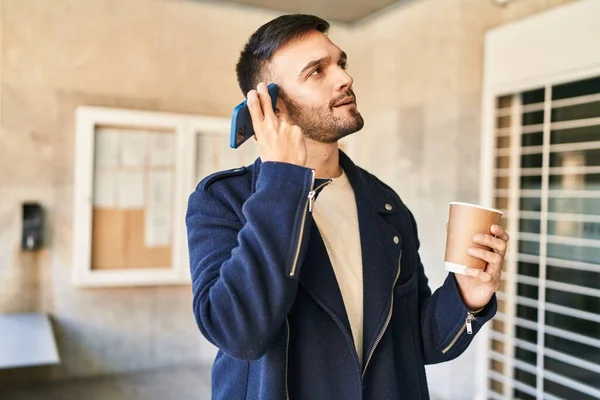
[236,14,330,95]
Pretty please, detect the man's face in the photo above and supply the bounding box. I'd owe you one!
[269,31,364,143]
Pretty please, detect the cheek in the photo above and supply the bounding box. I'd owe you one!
[296,83,330,107]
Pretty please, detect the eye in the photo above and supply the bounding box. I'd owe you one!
[310,67,323,77]
[340,61,348,70]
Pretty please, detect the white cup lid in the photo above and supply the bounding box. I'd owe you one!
[449,202,503,215]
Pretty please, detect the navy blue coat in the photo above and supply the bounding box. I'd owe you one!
[186,151,496,399]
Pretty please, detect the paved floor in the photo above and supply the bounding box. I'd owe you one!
[0,365,212,400]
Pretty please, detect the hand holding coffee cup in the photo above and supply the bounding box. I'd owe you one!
[444,202,510,311]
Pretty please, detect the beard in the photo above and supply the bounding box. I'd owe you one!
[279,89,364,143]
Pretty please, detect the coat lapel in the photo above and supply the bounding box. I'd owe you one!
[340,152,403,364]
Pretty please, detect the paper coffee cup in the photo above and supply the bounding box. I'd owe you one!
[444,202,503,276]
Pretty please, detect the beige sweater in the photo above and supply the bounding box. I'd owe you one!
[312,170,364,366]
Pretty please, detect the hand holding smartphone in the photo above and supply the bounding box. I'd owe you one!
[230,83,279,149]
[230,82,307,167]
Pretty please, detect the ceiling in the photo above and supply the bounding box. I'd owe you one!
[207,0,407,24]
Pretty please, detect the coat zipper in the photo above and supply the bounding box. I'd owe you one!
[285,318,290,400]
[289,171,315,277]
[361,250,403,379]
[441,312,475,354]
[289,173,332,277]
[309,180,333,212]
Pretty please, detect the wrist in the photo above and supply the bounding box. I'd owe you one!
[259,154,306,167]
[461,294,487,312]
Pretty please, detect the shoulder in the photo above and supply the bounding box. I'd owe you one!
[187,162,252,226]
[196,165,251,194]
[187,163,255,218]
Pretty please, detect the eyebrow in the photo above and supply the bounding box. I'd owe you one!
[298,50,347,77]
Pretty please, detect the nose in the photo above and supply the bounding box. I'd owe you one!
[333,67,353,92]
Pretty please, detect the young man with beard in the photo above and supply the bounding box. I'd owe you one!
[186,14,509,400]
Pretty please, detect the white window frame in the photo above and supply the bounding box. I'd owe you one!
[476,0,600,399]
[72,106,230,287]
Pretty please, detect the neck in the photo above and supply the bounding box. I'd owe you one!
[305,139,342,179]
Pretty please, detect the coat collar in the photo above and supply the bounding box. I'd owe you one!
[338,150,397,215]
[250,149,397,215]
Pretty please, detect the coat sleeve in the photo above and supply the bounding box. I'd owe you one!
[186,162,315,361]
[408,209,497,364]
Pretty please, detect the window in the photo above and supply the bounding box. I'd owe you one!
[488,76,600,400]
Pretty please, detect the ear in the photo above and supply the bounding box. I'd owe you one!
[275,97,288,117]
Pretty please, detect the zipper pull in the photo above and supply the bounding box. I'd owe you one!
[466,312,474,335]
[308,190,317,212]
[308,179,332,213]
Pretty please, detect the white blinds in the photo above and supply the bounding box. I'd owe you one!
[488,75,600,400]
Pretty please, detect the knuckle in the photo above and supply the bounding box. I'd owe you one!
[499,242,507,253]
[266,116,277,126]
[478,237,488,247]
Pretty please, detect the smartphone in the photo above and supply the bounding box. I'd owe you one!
[230,83,279,149]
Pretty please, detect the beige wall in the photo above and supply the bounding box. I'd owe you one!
[0,0,576,393]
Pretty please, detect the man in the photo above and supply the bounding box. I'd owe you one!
[186,14,508,400]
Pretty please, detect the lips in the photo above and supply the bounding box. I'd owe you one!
[333,97,355,107]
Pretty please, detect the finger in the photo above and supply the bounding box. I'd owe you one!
[290,125,303,142]
[257,82,276,120]
[467,247,503,267]
[491,224,510,242]
[278,111,291,125]
[472,234,507,256]
[465,267,493,283]
[247,90,264,125]
[484,257,503,281]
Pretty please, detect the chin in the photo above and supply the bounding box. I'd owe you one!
[333,120,365,142]
[345,115,365,133]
